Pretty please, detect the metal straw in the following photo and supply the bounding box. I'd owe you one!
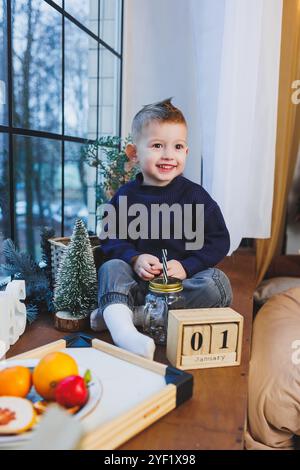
[162,249,168,284]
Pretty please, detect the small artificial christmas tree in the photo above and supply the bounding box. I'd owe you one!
[54,219,97,329]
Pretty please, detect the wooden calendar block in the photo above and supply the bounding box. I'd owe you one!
[182,325,211,356]
[210,323,238,354]
[166,308,243,370]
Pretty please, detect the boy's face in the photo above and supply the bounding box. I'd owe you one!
[126,121,188,186]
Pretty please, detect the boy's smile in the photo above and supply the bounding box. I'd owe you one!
[126,121,188,186]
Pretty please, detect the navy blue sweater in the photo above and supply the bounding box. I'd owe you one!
[100,172,230,278]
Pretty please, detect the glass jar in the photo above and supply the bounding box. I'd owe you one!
[143,277,185,345]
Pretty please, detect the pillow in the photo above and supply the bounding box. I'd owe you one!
[254,276,300,305]
[245,287,300,450]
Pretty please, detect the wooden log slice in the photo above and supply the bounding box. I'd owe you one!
[54,311,90,332]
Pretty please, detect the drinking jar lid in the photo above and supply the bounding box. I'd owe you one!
[149,277,183,293]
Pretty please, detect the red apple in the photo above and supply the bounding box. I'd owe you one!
[55,373,90,408]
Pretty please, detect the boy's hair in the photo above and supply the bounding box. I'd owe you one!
[132,98,186,142]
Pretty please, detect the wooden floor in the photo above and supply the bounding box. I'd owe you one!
[7,249,256,450]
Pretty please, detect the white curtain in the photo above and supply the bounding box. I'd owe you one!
[122,0,202,184]
[122,0,283,254]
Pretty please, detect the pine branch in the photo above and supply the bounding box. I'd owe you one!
[0,238,54,322]
[1,262,20,276]
[2,239,39,277]
[26,303,38,324]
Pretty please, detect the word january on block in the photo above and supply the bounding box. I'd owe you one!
[166,308,244,370]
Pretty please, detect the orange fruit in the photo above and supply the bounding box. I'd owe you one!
[0,366,32,398]
[32,352,78,401]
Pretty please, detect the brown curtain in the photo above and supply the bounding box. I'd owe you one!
[255,0,300,286]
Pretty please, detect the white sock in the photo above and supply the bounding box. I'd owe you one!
[103,304,155,360]
[90,305,145,332]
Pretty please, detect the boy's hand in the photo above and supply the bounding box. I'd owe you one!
[166,260,187,280]
[132,254,162,280]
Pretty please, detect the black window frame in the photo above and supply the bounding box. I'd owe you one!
[0,0,124,241]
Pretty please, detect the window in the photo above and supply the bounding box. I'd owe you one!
[0,0,123,260]
[0,2,8,125]
[12,0,62,133]
[0,132,9,264]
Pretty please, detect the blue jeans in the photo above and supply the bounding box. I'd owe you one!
[97,259,233,314]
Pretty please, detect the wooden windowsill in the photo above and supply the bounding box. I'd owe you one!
[7,251,256,450]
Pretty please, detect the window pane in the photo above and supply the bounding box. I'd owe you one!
[65,20,98,139]
[0,132,10,265]
[64,0,98,36]
[0,0,8,125]
[98,49,120,136]
[12,0,62,133]
[14,135,62,261]
[100,0,122,53]
[64,141,95,235]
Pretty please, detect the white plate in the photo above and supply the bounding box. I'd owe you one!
[0,358,103,445]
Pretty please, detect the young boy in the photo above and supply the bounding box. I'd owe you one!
[91,98,233,360]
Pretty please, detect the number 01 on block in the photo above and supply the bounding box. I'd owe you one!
[166,308,244,370]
